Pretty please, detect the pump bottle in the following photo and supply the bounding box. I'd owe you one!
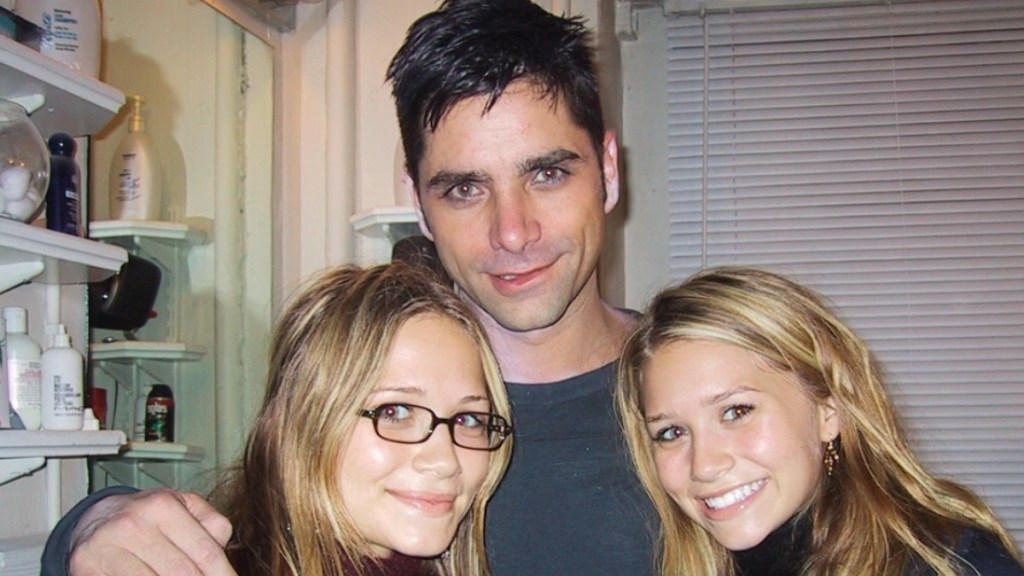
[109,95,162,220]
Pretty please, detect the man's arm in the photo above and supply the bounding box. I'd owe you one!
[41,487,237,576]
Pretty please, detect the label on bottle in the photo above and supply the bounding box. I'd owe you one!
[8,359,42,410]
[47,373,83,417]
[145,398,174,442]
[16,4,101,77]
[114,153,142,202]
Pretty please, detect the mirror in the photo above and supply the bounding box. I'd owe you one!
[90,0,274,491]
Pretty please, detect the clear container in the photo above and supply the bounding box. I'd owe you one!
[0,100,49,223]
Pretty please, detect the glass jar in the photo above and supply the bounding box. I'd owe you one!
[0,99,49,223]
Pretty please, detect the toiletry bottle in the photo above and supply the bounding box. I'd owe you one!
[87,386,107,429]
[2,307,42,430]
[145,383,174,442]
[133,384,152,441]
[45,132,82,236]
[0,350,9,428]
[109,95,162,221]
[41,323,84,430]
[13,0,102,78]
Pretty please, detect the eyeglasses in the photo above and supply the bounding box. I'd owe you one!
[360,403,512,451]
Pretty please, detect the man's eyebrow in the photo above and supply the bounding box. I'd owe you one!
[426,169,490,190]
[518,149,583,175]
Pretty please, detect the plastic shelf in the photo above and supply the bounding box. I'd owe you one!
[0,430,125,459]
[0,219,127,294]
[90,340,205,363]
[0,35,123,137]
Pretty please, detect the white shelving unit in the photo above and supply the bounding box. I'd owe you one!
[118,440,205,462]
[0,35,123,137]
[0,31,129,552]
[0,218,126,293]
[91,340,205,362]
[0,220,126,483]
[89,219,205,247]
[0,430,125,459]
[87,220,209,488]
[351,206,420,265]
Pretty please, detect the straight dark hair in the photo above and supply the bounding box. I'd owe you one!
[386,0,604,187]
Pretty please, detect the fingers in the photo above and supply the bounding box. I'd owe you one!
[69,489,237,576]
[181,493,233,548]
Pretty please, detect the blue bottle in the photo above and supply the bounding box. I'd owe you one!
[45,132,82,237]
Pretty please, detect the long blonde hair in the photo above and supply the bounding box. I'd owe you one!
[212,263,512,576]
[615,266,1019,575]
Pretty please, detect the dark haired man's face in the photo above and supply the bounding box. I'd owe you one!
[409,81,619,335]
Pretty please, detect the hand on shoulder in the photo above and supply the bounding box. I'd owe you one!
[70,488,236,576]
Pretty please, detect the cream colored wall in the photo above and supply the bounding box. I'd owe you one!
[618,4,671,310]
[274,0,433,298]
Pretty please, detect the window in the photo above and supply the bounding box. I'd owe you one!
[665,0,1024,546]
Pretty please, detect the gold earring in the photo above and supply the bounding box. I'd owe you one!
[824,438,840,477]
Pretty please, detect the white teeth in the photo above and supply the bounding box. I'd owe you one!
[703,480,765,510]
[500,274,517,280]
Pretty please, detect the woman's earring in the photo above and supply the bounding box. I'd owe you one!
[824,437,840,477]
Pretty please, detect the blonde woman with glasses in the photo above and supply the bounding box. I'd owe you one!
[44,263,512,576]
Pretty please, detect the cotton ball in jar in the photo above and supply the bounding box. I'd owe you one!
[0,162,45,222]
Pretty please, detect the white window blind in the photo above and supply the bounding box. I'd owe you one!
[665,0,1024,547]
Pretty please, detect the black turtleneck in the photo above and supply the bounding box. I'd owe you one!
[733,513,811,576]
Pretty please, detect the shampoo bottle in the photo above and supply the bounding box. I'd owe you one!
[2,307,42,430]
[45,132,82,236]
[109,95,161,220]
[41,324,84,430]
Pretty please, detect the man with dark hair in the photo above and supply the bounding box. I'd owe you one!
[42,2,657,575]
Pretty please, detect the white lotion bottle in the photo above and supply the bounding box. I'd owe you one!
[41,324,84,430]
[3,307,42,430]
[109,95,162,220]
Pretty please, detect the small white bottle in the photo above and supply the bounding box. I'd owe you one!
[134,384,152,441]
[109,95,162,221]
[41,324,84,430]
[3,307,42,430]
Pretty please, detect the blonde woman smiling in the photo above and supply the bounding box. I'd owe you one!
[616,267,1023,576]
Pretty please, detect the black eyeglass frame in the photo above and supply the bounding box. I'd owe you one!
[359,403,513,451]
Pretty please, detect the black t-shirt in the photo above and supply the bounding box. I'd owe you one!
[485,362,658,576]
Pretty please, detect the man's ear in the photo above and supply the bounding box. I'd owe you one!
[602,131,620,214]
[405,170,434,241]
[818,396,841,442]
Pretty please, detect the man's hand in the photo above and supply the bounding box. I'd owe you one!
[68,489,237,576]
